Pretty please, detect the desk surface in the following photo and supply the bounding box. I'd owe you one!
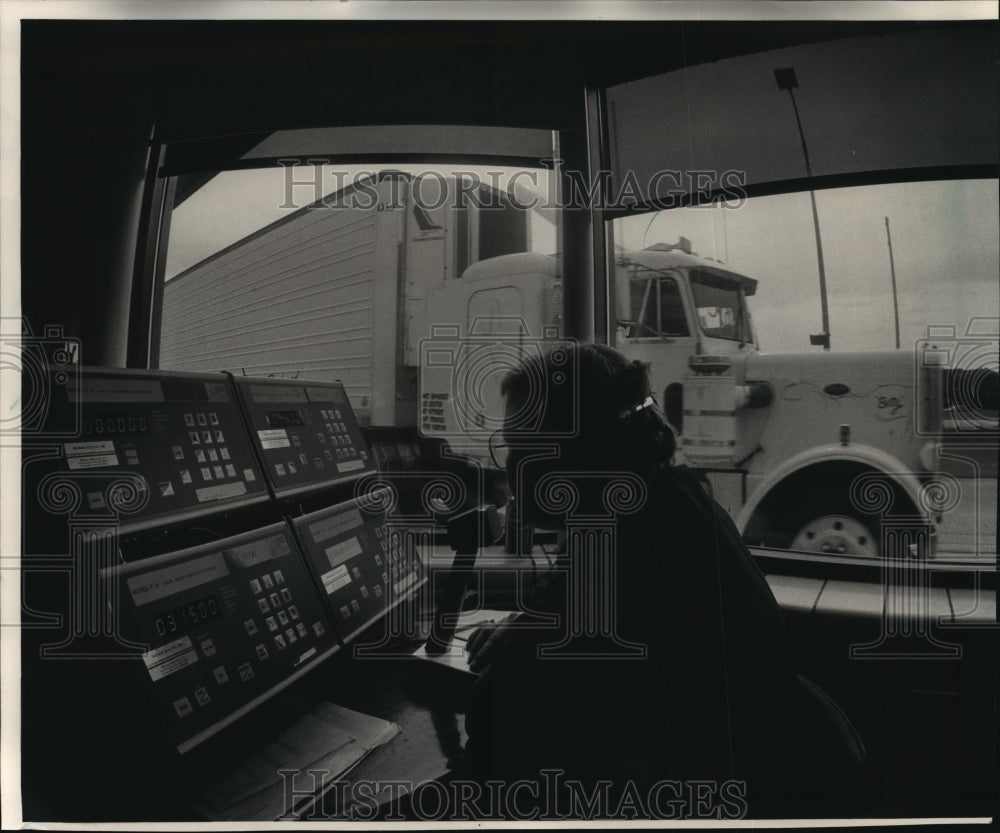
[293,609,512,820]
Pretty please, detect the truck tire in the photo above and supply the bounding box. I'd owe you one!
[743,464,922,558]
[786,487,882,557]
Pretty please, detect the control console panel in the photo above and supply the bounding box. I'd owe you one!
[291,495,426,644]
[232,377,376,500]
[38,367,269,534]
[103,522,340,753]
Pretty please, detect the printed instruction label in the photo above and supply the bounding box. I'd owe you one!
[195,482,248,503]
[320,564,353,595]
[67,453,120,470]
[143,636,199,682]
[258,429,291,449]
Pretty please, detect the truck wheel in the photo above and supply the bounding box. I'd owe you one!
[789,514,878,557]
[745,466,915,557]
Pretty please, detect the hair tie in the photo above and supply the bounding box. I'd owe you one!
[618,396,656,420]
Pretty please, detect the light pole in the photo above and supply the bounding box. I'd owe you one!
[774,67,830,350]
[885,216,901,349]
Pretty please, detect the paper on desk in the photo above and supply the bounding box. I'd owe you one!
[410,608,512,672]
[198,701,400,821]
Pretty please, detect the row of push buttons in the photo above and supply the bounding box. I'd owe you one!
[336,558,383,621]
[318,428,355,445]
[174,684,213,717]
[250,568,285,593]
[273,446,351,476]
[170,571,325,720]
[256,587,293,611]
[245,567,325,652]
[173,637,228,717]
[184,412,220,428]
[172,411,248,487]
[378,526,421,596]
[377,527,406,564]
[170,662,256,717]
[188,428,225,445]
[338,595,373,621]
[317,408,357,458]
[171,441,230,461]
[171,638,252,718]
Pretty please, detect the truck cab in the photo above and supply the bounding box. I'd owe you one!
[613,240,758,429]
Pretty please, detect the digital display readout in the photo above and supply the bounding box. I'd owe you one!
[153,594,222,637]
[85,415,151,435]
[266,410,305,428]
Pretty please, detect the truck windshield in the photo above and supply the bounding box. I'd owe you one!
[689,269,750,343]
[625,273,688,338]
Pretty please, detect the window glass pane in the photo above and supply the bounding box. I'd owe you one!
[621,275,688,339]
[689,270,743,342]
[626,277,653,336]
[609,178,999,561]
[613,181,997,353]
[658,279,689,337]
[160,162,560,434]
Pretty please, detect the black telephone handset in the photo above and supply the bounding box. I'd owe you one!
[424,505,502,655]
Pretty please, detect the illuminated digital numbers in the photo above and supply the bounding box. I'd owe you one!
[153,595,220,639]
[87,414,152,435]
[154,613,177,636]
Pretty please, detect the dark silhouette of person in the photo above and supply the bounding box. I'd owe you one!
[459,343,799,818]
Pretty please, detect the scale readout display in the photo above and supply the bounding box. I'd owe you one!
[104,523,340,753]
[232,377,376,499]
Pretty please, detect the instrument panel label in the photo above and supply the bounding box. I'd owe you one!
[143,636,194,667]
[250,385,308,404]
[143,636,198,682]
[308,508,363,544]
[70,378,164,403]
[337,460,365,473]
[320,563,352,594]
[66,453,119,470]
[195,482,249,502]
[257,429,291,449]
[305,386,344,403]
[223,534,291,571]
[64,440,115,456]
[127,553,229,606]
